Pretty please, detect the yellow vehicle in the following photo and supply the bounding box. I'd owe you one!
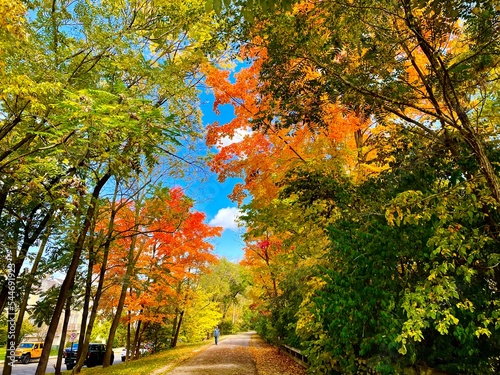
[15,341,44,364]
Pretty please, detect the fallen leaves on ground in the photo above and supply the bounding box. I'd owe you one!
[250,335,308,375]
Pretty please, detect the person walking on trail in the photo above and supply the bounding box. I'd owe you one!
[213,326,220,345]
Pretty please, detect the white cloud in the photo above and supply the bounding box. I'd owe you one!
[209,207,242,231]
[217,128,253,148]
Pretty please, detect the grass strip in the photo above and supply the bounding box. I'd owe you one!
[56,342,211,375]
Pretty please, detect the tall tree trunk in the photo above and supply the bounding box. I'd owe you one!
[102,236,143,367]
[73,182,120,374]
[132,317,142,359]
[458,120,500,203]
[170,310,184,348]
[73,252,94,371]
[0,208,53,313]
[171,311,178,347]
[125,309,132,362]
[137,321,149,356]
[34,172,111,375]
[103,186,147,368]
[55,292,73,375]
[0,178,12,218]
[2,228,51,375]
[75,251,94,364]
[74,221,99,370]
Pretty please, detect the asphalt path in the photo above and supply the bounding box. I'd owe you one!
[165,332,257,375]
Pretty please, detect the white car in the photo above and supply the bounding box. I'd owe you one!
[121,347,148,361]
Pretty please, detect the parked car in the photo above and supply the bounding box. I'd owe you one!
[15,341,44,364]
[121,346,149,361]
[62,343,78,369]
[64,343,114,370]
[63,343,78,357]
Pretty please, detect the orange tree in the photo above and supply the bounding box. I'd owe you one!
[96,186,221,355]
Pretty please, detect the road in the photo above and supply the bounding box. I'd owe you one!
[0,349,122,375]
[0,357,59,375]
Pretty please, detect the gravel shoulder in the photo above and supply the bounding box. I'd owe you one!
[250,335,308,375]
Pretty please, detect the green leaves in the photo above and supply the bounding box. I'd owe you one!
[0,2,231,370]
[205,0,295,20]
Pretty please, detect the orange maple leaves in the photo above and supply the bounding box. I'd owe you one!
[203,42,379,311]
[203,44,376,209]
[97,187,221,325]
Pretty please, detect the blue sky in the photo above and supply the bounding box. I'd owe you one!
[169,58,255,262]
[179,89,248,262]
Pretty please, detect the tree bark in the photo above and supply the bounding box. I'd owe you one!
[170,310,184,348]
[103,184,147,368]
[102,228,142,366]
[2,228,51,375]
[125,309,132,362]
[34,172,111,375]
[54,292,73,375]
[401,0,500,204]
[73,182,120,373]
[0,208,53,313]
[74,245,94,367]
[132,317,142,359]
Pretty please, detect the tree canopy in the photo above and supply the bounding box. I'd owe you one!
[2,1,500,374]
[203,0,500,374]
[0,1,233,374]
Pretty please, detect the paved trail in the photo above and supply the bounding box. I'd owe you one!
[165,332,257,375]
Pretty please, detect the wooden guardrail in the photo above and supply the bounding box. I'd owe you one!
[279,345,308,366]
